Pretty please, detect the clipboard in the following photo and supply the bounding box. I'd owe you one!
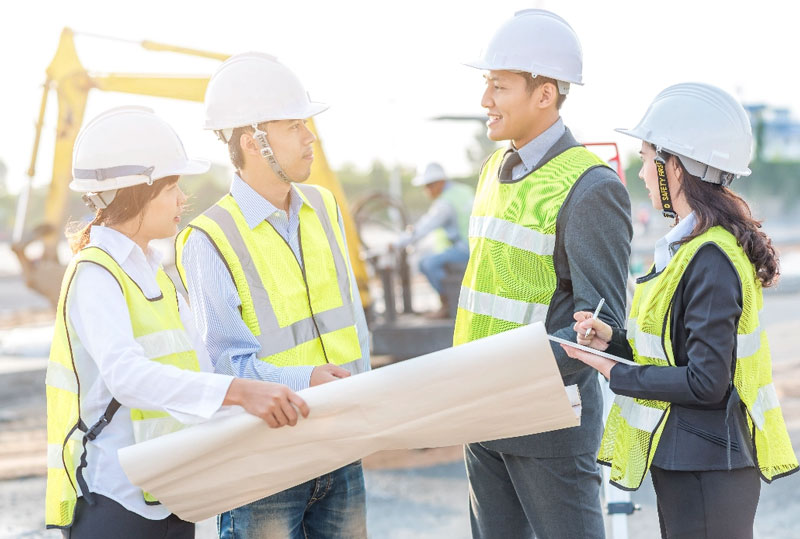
[548,335,640,367]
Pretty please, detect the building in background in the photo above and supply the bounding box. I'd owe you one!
[745,104,800,162]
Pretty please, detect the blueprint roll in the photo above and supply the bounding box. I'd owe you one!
[119,321,580,522]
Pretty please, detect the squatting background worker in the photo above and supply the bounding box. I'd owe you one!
[393,162,474,318]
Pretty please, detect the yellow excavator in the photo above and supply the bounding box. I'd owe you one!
[12,28,371,308]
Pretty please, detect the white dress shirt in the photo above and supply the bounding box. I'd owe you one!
[654,212,698,272]
[67,225,233,519]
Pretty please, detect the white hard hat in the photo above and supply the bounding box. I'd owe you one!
[71,106,209,198]
[466,9,583,95]
[412,163,448,187]
[204,52,328,142]
[616,82,753,184]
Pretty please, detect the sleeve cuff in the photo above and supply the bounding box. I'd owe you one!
[279,366,315,392]
[165,373,234,423]
[605,328,633,360]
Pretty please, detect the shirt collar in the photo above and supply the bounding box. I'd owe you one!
[88,225,163,271]
[230,174,305,230]
[513,117,565,172]
[654,212,697,272]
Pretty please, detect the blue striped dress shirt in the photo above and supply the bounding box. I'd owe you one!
[181,174,371,391]
[509,117,565,181]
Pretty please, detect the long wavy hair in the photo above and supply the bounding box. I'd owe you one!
[666,151,779,287]
[67,176,179,253]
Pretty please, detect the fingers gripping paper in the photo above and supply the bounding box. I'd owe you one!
[118,322,580,522]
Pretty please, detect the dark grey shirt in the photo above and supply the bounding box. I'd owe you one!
[608,243,755,470]
[482,128,633,458]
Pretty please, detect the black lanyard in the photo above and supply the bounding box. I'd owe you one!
[654,152,677,219]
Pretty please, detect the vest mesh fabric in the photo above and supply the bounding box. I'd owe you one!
[454,146,607,346]
[599,227,798,490]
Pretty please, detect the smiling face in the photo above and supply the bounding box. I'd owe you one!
[138,177,188,240]
[480,70,560,148]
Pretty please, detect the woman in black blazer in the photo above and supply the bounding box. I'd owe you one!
[562,82,798,539]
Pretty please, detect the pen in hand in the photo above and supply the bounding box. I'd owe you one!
[585,298,605,338]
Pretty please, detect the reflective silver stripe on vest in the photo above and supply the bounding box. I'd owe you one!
[469,216,555,256]
[47,442,63,469]
[203,188,355,358]
[737,324,763,358]
[629,317,763,362]
[628,318,668,364]
[47,429,82,470]
[615,394,665,433]
[132,415,184,443]
[46,361,79,394]
[458,286,549,325]
[749,383,780,430]
[135,329,194,360]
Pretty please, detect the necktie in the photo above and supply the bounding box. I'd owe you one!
[499,149,522,181]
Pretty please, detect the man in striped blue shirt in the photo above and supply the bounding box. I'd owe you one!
[178,53,369,539]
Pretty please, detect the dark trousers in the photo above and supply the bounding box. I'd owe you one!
[465,442,605,539]
[62,493,194,539]
[650,465,761,539]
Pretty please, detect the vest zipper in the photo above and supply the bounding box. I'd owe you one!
[265,220,330,364]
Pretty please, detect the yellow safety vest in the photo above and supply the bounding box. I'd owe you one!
[454,146,608,345]
[599,226,799,490]
[431,181,475,252]
[45,247,200,528]
[176,183,360,368]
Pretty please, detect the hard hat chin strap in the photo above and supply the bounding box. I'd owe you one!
[654,151,677,220]
[251,123,292,184]
[82,190,118,211]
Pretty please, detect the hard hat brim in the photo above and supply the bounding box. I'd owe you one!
[614,127,641,140]
[463,58,584,85]
[615,127,752,178]
[175,158,212,177]
[464,58,493,71]
[203,102,329,131]
[411,175,447,187]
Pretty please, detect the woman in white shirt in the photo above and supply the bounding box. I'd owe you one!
[45,106,309,538]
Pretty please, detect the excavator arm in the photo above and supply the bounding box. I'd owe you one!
[14,28,370,307]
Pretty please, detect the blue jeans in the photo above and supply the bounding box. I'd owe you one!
[418,244,470,294]
[217,461,366,539]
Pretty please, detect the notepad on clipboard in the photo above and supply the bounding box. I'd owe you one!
[548,335,640,367]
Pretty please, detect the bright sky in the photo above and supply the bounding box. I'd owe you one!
[1,0,797,193]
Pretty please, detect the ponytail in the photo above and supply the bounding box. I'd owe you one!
[67,211,104,254]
